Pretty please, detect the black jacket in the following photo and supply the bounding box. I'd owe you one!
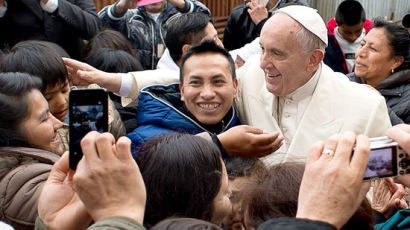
[258,218,336,230]
[347,70,410,125]
[223,0,308,51]
[0,0,101,59]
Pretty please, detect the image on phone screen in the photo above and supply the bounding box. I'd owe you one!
[364,148,395,179]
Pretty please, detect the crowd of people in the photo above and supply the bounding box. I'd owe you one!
[0,0,409,229]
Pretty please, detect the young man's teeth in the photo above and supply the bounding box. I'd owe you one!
[200,104,218,109]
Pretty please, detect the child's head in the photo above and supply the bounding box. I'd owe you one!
[84,48,143,73]
[0,41,70,121]
[82,29,138,60]
[335,0,366,43]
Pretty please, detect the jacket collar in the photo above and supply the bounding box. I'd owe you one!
[21,0,44,20]
[0,146,59,164]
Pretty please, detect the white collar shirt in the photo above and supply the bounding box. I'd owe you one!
[273,65,321,147]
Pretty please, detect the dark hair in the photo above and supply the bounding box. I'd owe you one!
[225,157,266,180]
[84,48,143,73]
[83,29,138,59]
[335,0,366,26]
[136,134,223,228]
[373,18,410,72]
[180,39,236,83]
[243,163,305,228]
[151,218,223,230]
[0,72,42,147]
[0,41,68,92]
[403,13,410,28]
[243,162,374,230]
[165,12,212,62]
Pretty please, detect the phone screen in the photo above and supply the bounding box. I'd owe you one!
[364,147,397,180]
[69,89,108,169]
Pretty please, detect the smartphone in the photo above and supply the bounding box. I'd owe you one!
[364,136,410,180]
[69,89,108,170]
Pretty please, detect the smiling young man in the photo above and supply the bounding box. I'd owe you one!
[127,40,240,156]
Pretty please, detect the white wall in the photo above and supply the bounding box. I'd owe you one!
[306,0,410,23]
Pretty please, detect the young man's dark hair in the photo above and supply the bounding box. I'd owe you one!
[165,12,213,62]
[335,0,366,26]
[0,41,68,92]
[179,39,236,83]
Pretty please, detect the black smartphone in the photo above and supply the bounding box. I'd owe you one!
[69,89,108,170]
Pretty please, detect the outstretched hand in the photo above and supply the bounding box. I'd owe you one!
[63,58,122,94]
[38,152,92,230]
[218,125,283,158]
[296,132,371,229]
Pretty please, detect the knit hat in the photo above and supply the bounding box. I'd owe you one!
[277,5,328,45]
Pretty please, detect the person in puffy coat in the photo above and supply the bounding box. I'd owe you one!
[0,73,64,229]
[127,40,239,156]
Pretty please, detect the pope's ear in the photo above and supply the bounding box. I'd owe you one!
[307,49,324,72]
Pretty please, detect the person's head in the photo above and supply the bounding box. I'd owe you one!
[242,162,304,229]
[151,218,223,230]
[0,40,70,121]
[223,158,267,230]
[403,13,410,32]
[179,40,237,125]
[84,48,143,73]
[242,162,374,230]
[355,18,410,87]
[260,5,327,97]
[0,72,62,154]
[335,0,366,43]
[144,0,166,13]
[165,12,222,64]
[136,134,232,227]
[83,29,138,60]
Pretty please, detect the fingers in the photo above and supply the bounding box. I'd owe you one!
[63,58,95,71]
[306,141,324,166]
[80,131,100,164]
[95,133,116,162]
[332,132,356,164]
[49,152,70,183]
[386,125,410,151]
[242,125,264,135]
[252,132,280,145]
[320,134,338,161]
[116,136,133,161]
[350,134,370,172]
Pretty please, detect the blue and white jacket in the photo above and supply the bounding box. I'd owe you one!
[127,83,239,157]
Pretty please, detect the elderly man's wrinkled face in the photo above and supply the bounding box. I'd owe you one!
[259,13,312,97]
